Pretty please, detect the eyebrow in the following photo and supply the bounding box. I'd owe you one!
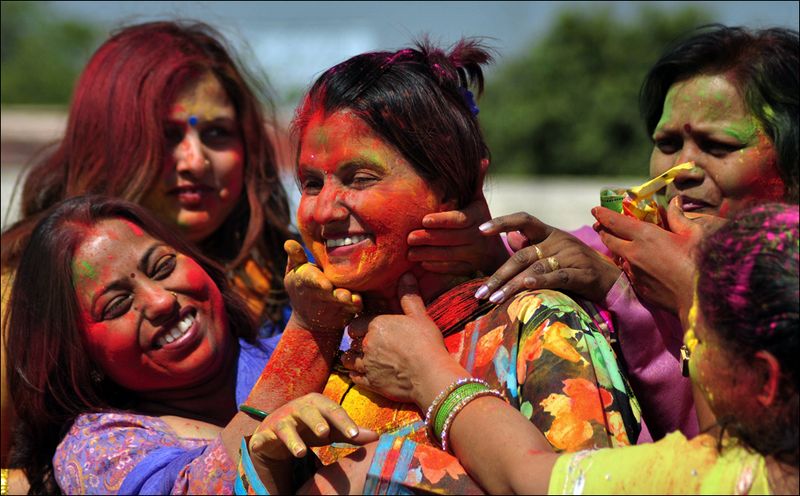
[88,242,164,315]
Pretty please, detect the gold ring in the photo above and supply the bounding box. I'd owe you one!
[533,244,544,260]
[546,256,560,271]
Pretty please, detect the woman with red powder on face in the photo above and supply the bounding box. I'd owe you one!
[4,195,375,495]
[232,39,642,495]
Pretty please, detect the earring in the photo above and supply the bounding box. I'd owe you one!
[203,158,211,167]
[680,345,691,377]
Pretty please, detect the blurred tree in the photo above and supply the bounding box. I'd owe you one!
[1,1,101,105]
[480,5,713,176]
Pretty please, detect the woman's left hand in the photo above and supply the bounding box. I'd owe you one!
[592,197,726,315]
[342,273,460,407]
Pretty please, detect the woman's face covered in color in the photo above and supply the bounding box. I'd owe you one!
[296,110,444,295]
[650,74,784,218]
[72,218,231,392]
[143,71,245,242]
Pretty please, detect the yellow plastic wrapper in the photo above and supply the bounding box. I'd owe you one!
[600,161,697,228]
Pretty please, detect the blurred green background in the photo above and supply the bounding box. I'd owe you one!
[1,1,797,179]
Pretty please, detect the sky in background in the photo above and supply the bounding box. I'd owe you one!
[51,1,800,100]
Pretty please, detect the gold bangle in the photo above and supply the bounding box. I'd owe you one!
[1,468,9,496]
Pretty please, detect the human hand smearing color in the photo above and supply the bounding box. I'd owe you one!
[475,212,621,304]
[592,197,727,315]
[284,240,363,333]
[343,273,466,408]
[407,159,508,276]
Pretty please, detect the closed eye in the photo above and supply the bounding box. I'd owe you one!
[102,293,132,320]
[151,254,176,280]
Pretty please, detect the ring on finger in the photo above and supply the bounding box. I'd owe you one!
[533,244,544,260]
[546,256,560,271]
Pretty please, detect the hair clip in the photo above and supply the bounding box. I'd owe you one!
[459,88,479,116]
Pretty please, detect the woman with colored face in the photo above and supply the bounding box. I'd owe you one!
[0,21,295,482]
[327,203,799,495]
[4,196,373,494]
[237,40,642,495]
[433,25,798,444]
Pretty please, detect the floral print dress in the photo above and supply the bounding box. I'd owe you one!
[314,279,641,494]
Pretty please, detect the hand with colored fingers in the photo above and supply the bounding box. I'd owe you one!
[342,273,460,407]
[591,197,727,315]
[474,212,621,304]
[407,160,508,276]
[284,240,363,333]
[248,392,377,463]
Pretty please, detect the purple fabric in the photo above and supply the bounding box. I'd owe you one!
[54,335,277,494]
[571,225,698,440]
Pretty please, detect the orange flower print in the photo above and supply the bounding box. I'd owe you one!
[516,320,547,380]
[416,446,467,485]
[475,325,505,368]
[540,378,613,451]
[508,292,543,324]
[542,321,586,365]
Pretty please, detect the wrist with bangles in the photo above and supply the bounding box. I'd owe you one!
[424,377,506,452]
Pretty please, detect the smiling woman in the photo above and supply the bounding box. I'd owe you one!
[3,195,331,495]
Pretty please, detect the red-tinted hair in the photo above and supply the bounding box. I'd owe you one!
[3,21,292,307]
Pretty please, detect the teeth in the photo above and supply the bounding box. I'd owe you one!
[325,235,369,249]
[156,313,195,348]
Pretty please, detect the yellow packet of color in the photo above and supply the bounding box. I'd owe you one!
[600,161,696,228]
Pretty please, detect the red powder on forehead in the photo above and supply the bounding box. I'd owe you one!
[122,220,145,237]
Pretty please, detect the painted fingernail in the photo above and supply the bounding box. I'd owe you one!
[489,288,505,304]
[474,285,489,299]
[347,427,359,438]
[478,221,492,232]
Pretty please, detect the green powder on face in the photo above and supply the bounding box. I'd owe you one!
[75,260,97,280]
[723,118,760,144]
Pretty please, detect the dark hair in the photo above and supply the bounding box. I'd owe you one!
[292,37,492,208]
[4,195,255,494]
[640,25,799,202]
[2,20,293,322]
[697,202,799,466]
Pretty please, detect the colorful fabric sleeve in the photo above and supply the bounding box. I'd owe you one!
[499,289,641,451]
[54,412,235,494]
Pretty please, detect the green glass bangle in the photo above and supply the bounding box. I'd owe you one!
[239,404,270,421]
[434,383,489,438]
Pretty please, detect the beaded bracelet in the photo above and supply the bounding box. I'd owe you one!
[433,382,489,438]
[424,377,488,442]
[440,388,505,452]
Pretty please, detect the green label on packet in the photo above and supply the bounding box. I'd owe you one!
[600,188,625,214]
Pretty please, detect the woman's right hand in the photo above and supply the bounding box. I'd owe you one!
[284,240,363,333]
[249,392,377,461]
[475,212,621,304]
